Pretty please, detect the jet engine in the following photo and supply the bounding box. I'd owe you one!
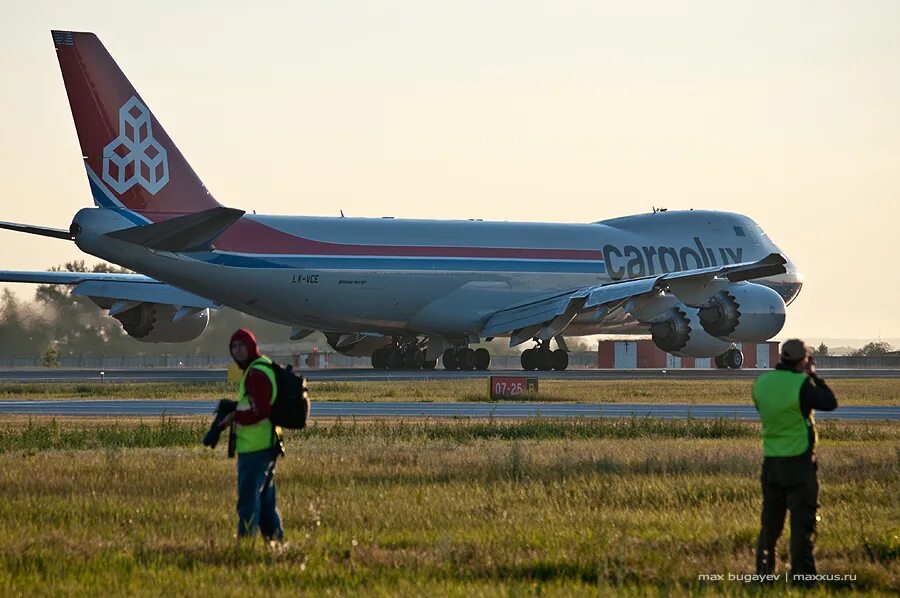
[649,306,732,357]
[112,303,209,343]
[697,282,786,343]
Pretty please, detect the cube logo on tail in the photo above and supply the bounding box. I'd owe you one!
[55,31,221,213]
[102,96,169,195]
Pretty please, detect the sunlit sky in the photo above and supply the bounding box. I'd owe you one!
[1,1,899,340]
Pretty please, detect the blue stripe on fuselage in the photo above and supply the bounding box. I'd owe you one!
[87,177,150,227]
[198,252,607,273]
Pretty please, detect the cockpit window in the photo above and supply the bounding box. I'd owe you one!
[733,226,746,237]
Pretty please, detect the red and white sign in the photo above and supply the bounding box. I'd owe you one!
[489,376,539,399]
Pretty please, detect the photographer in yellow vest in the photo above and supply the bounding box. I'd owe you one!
[752,339,837,582]
[217,328,285,541]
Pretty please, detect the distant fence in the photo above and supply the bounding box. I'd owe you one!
[0,352,369,369]
[0,352,896,370]
[812,355,900,368]
[0,351,601,370]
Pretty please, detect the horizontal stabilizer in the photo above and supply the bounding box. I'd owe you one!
[105,207,244,252]
[0,220,74,240]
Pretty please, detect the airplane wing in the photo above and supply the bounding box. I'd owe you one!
[480,253,787,345]
[0,270,219,310]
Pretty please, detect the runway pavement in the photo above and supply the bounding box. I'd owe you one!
[0,399,896,420]
[1,368,900,383]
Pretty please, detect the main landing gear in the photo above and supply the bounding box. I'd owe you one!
[520,340,569,371]
[371,339,571,372]
[371,340,437,370]
[442,347,491,371]
[714,348,744,369]
[372,340,492,371]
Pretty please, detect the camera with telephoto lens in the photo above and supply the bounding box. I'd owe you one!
[202,399,238,449]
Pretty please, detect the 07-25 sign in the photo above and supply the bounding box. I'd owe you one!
[489,376,539,400]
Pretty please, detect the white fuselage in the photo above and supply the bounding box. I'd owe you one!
[71,207,801,341]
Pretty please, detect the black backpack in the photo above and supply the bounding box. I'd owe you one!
[261,361,310,429]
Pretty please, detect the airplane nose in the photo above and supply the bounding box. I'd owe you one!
[756,256,802,306]
[781,280,802,305]
[777,259,803,305]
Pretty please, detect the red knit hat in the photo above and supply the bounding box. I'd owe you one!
[229,328,260,368]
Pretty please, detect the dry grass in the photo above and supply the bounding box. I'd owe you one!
[0,417,896,595]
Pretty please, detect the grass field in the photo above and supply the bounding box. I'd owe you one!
[1,378,898,405]
[0,417,896,595]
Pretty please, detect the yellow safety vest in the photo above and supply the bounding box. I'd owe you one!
[752,369,815,457]
[235,356,280,453]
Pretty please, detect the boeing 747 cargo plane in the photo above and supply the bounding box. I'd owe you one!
[0,31,802,371]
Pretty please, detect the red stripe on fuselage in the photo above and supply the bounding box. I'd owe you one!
[135,212,604,261]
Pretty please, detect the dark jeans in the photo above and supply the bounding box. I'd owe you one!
[236,447,283,540]
[755,456,818,579]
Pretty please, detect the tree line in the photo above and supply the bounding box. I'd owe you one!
[811,342,895,358]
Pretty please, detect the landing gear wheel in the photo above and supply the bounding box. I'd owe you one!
[714,354,727,369]
[457,348,476,371]
[387,348,405,370]
[552,349,569,371]
[725,348,744,369]
[442,348,458,370]
[521,348,537,371]
[474,348,491,371]
[537,349,553,371]
[371,348,389,370]
[405,349,425,370]
[423,359,437,370]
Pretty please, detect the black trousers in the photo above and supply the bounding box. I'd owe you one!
[755,456,819,578]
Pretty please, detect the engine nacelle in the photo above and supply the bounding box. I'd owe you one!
[649,306,732,357]
[697,282,786,343]
[113,303,209,343]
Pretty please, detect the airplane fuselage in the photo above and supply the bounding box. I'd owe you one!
[71,207,801,341]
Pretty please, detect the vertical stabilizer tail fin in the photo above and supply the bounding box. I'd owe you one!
[52,30,220,215]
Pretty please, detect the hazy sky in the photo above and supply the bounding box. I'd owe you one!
[1,1,898,340]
